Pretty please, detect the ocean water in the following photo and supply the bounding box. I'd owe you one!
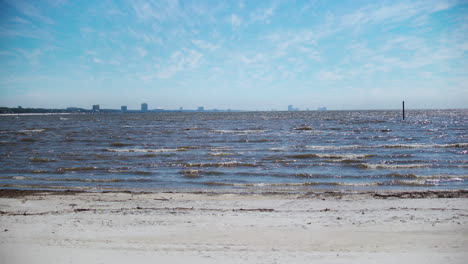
[0,110,467,192]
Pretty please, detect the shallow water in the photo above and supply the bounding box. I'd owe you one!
[0,110,467,191]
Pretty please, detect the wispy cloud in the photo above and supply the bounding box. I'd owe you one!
[131,0,185,22]
[15,48,48,66]
[264,30,319,59]
[250,6,275,23]
[128,28,163,45]
[154,49,203,79]
[135,47,148,58]
[316,70,343,81]
[191,39,219,51]
[340,0,456,31]
[229,14,242,29]
[234,53,266,65]
[4,0,54,24]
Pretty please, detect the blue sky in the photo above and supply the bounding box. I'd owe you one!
[0,0,467,110]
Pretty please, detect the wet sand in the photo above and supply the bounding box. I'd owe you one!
[0,189,467,263]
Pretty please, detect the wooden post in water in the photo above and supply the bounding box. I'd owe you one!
[402,101,405,120]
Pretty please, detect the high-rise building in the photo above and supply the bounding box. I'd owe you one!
[121,106,127,112]
[141,103,148,112]
[92,104,100,112]
[197,106,204,112]
[288,105,299,111]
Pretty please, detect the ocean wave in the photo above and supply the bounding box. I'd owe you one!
[304,143,468,150]
[179,170,201,177]
[139,153,159,158]
[180,161,258,168]
[294,126,313,131]
[208,152,234,156]
[305,145,362,150]
[380,143,468,149]
[0,176,153,183]
[202,181,340,187]
[105,148,179,153]
[212,129,266,134]
[107,170,154,175]
[357,163,431,169]
[293,173,330,178]
[377,180,435,187]
[0,141,16,145]
[29,157,56,162]
[179,170,225,176]
[110,142,134,147]
[415,174,468,179]
[57,166,99,172]
[18,129,46,133]
[201,181,386,187]
[424,178,464,184]
[269,147,289,152]
[235,139,275,143]
[201,180,443,188]
[288,153,374,160]
[20,138,37,142]
[31,170,53,174]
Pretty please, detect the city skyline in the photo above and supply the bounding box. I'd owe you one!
[0,0,467,110]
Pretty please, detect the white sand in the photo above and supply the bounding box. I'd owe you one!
[0,191,467,263]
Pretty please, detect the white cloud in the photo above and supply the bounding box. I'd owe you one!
[251,6,275,23]
[229,14,242,29]
[191,39,219,51]
[0,15,53,39]
[11,16,30,24]
[264,30,319,60]
[235,53,266,65]
[340,0,457,30]
[136,47,148,58]
[128,28,163,45]
[131,0,160,21]
[93,58,103,64]
[155,49,203,79]
[316,70,343,81]
[15,48,51,65]
[4,0,54,24]
[131,0,186,23]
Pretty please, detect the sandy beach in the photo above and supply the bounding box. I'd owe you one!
[0,189,467,263]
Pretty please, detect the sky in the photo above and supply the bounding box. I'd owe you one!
[0,0,467,110]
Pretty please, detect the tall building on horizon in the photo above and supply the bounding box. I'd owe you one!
[121,106,127,112]
[92,104,100,112]
[197,106,204,112]
[288,105,300,111]
[141,103,148,112]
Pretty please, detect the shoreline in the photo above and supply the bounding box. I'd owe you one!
[1,188,467,198]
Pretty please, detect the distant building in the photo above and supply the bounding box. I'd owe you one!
[288,105,298,111]
[92,104,100,112]
[121,106,127,112]
[197,106,204,112]
[317,107,327,111]
[179,107,183,112]
[141,103,148,112]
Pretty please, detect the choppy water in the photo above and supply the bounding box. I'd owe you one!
[0,110,467,191]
